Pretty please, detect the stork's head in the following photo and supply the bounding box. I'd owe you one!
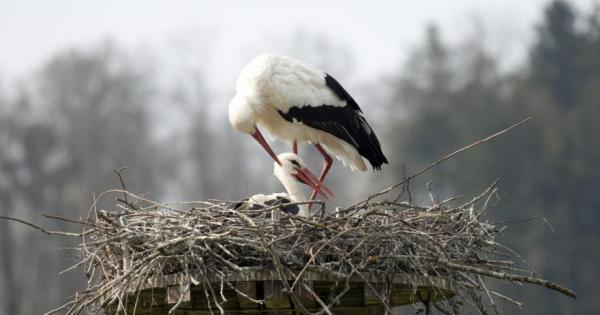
[229,93,285,167]
[274,152,333,200]
[228,94,257,134]
[274,152,307,177]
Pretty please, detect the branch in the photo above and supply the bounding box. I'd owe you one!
[437,258,576,299]
[345,116,532,212]
[0,216,83,237]
[378,254,576,299]
[113,167,129,206]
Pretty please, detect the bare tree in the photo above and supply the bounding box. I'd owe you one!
[0,43,164,314]
[0,89,69,314]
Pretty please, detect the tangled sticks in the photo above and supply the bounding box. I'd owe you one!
[26,118,573,314]
[45,177,574,315]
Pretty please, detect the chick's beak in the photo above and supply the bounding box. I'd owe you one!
[295,167,334,200]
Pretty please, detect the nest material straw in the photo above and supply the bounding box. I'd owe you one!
[53,179,575,315]
[32,118,574,315]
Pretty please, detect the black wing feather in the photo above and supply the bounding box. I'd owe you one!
[264,196,300,215]
[278,74,388,170]
[324,73,363,112]
[233,196,300,215]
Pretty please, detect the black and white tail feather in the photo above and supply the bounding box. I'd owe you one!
[279,73,388,170]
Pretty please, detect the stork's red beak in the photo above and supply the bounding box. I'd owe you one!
[252,128,333,200]
[251,129,282,165]
[295,167,334,200]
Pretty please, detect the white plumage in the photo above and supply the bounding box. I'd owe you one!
[235,54,347,112]
[229,53,388,200]
[233,152,311,217]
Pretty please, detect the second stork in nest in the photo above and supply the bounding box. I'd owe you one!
[233,152,315,217]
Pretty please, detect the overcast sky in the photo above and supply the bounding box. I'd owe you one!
[0,0,597,199]
[0,0,596,88]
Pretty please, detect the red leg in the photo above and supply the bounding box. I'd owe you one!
[292,140,298,154]
[309,144,333,204]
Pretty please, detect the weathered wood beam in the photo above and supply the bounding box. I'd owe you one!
[167,285,191,304]
[263,280,292,314]
[236,281,260,309]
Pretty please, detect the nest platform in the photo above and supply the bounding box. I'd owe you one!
[47,183,575,315]
[105,268,455,314]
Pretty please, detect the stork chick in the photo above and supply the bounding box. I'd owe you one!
[234,152,313,217]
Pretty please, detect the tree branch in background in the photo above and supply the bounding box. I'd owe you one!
[344,116,533,212]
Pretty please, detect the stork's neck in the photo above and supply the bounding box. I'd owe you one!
[274,171,309,217]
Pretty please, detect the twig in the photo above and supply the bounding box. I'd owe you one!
[113,167,129,206]
[33,165,579,315]
[345,117,532,212]
[0,216,83,237]
[43,214,98,228]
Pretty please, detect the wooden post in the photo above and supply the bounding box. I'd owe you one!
[236,281,260,310]
[263,280,292,314]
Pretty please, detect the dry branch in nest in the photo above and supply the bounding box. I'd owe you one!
[3,117,569,314]
[44,177,575,315]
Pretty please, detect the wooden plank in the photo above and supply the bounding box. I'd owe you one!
[263,280,291,312]
[364,282,388,305]
[173,310,209,315]
[236,281,260,309]
[332,304,385,315]
[337,283,364,307]
[167,285,191,304]
[124,268,455,293]
[292,281,317,309]
[106,287,169,314]
[189,283,239,310]
[105,271,456,313]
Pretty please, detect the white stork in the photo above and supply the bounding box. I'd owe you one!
[233,152,314,217]
[229,53,388,200]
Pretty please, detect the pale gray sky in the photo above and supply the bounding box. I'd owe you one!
[0,0,596,87]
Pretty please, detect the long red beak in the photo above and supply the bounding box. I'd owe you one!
[251,129,281,166]
[296,167,334,200]
[252,128,333,200]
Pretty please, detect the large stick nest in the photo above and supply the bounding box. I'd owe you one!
[55,179,575,315]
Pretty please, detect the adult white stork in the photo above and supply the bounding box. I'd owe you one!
[229,53,388,200]
[233,152,314,217]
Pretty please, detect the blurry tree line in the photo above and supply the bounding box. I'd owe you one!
[387,1,599,314]
[0,1,597,314]
[0,44,245,314]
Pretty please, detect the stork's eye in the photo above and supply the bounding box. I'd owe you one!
[290,160,300,168]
